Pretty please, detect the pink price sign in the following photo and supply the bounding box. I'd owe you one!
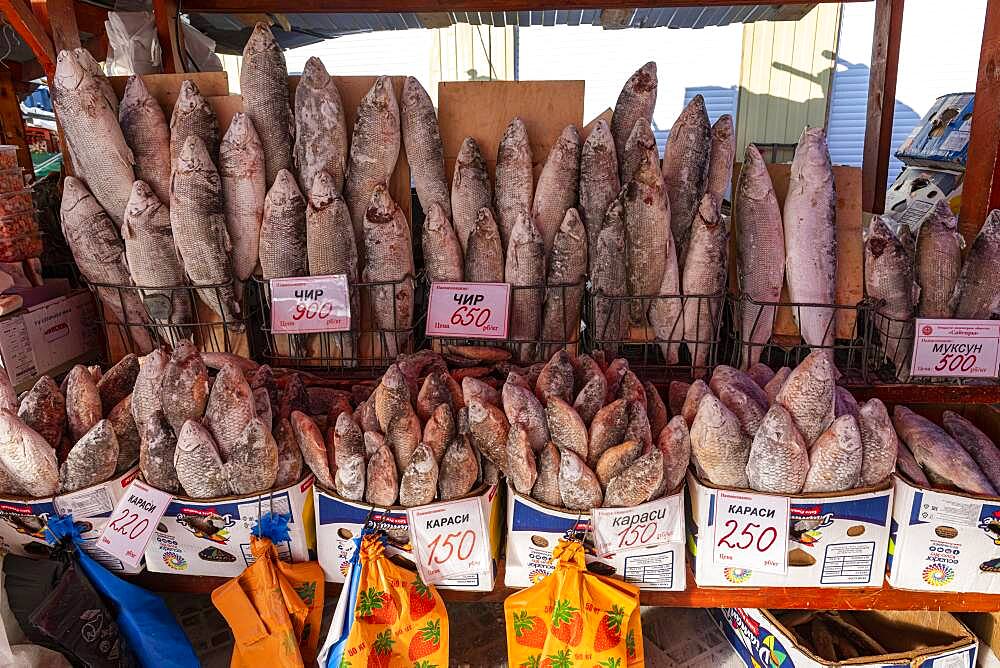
[270,275,351,334]
[425,282,510,339]
[911,318,1000,378]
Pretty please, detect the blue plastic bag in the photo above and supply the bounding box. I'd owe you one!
[316,531,374,668]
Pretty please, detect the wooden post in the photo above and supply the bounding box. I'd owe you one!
[959,0,1000,242]
[0,0,56,77]
[0,70,33,176]
[861,0,904,215]
[153,0,182,74]
[44,0,81,52]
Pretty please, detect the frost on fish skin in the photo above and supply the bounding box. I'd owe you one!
[802,415,862,493]
[438,436,478,501]
[506,424,538,495]
[545,396,588,462]
[587,398,627,468]
[746,405,808,494]
[558,448,603,510]
[690,393,750,487]
[605,450,664,507]
[595,440,641,488]
[531,442,562,506]
[399,443,439,507]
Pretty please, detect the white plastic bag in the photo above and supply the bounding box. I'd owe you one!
[105,11,162,75]
[181,21,223,72]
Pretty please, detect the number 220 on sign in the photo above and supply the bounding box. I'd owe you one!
[712,490,789,574]
[97,480,173,568]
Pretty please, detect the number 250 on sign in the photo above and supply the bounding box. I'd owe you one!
[712,490,789,575]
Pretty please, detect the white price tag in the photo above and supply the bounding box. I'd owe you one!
[425,282,510,339]
[97,480,173,568]
[406,497,490,584]
[270,275,351,334]
[591,494,683,557]
[911,319,1000,378]
[712,490,789,575]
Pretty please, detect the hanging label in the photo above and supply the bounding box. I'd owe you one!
[96,480,173,568]
[425,282,510,339]
[911,319,1000,378]
[712,490,789,575]
[591,493,683,558]
[270,275,351,334]
[407,496,490,584]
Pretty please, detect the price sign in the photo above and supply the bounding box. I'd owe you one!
[270,275,351,334]
[911,319,1000,378]
[407,496,490,584]
[97,480,173,568]
[712,490,789,575]
[425,282,510,340]
[591,494,683,557]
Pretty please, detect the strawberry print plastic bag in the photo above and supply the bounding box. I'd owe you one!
[504,539,643,667]
[339,533,449,667]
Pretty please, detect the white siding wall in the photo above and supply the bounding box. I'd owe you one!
[284,30,437,89]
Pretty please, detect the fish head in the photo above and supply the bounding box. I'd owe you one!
[59,176,91,211]
[174,79,207,118]
[557,124,581,153]
[712,114,734,141]
[498,118,530,163]
[221,112,259,153]
[54,50,85,92]
[558,207,586,240]
[696,193,722,228]
[244,22,279,57]
[364,76,397,113]
[365,183,398,223]
[125,180,162,219]
[380,364,405,392]
[266,169,304,207]
[627,61,658,95]
[474,207,500,237]
[308,170,339,209]
[678,94,709,127]
[457,136,486,170]
[73,47,102,76]
[120,75,153,111]
[299,56,330,89]
[177,135,214,174]
[423,202,450,236]
[401,76,430,107]
[739,144,775,200]
[865,216,899,258]
[794,127,833,175]
[928,199,959,231]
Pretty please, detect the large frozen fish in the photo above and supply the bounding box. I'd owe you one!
[682,194,727,376]
[169,79,220,169]
[363,185,415,358]
[260,168,308,280]
[559,449,603,510]
[611,62,657,180]
[65,365,101,443]
[61,419,119,493]
[160,340,209,434]
[626,147,672,327]
[291,410,335,489]
[657,416,691,492]
[132,347,170,434]
[451,137,492,254]
[140,411,180,493]
[274,418,304,487]
[689,394,750,487]
[775,351,835,444]
[61,177,153,353]
[802,415,862,493]
[170,136,241,324]
[915,200,962,318]
[705,114,735,202]
[541,209,587,357]
[294,57,347,196]
[605,450,664,507]
[468,397,509,473]
[621,119,657,188]
[0,412,58,496]
[345,76,400,248]
[17,376,65,448]
[532,125,580,255]
[494,117,533,250]
[400,77,450,220]
[422,202,464,283]
[52,50,134,227]
[951,209,1000,319]
[219,112,266,283]
[465,208,505,283]
[865,217,916,380]
[662,94,711,270]
[226,418,278,495]
[506,211,546,359]
[119,75,171,205]
[97,355,138,415]
[784,127,836,348]
[502,379,549,453]
[74,48,117,115]
[735,144,784,368]
[857,398,897,487]
[897,438,929,486]
[241,23,294,186]
[579,119,620,273]
[203,363,255,462]
[591,196,628,356]
[174,420,229,498]
[399,443,439,507]
[439,436,478,501]
[942,410,1000,492]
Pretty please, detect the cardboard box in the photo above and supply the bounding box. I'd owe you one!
[0,467,141,573]
[0,289,100,391]
[885,166,963,224]
[897,92,974,170]
[314,484,502,591]
[143,475,315,577]
[963,612,1000,667]
[712,608,977,668]
[505,485,687,591]
[686,472,892,587]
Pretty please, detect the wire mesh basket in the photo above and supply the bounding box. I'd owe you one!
[866,306,917,383]
[251,274,418,374]
[585,288,727,379]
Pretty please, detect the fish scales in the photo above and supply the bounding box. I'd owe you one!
[108,396,139,473]
[532,125,581,255]
[592,197,628,356]
[621,120,657,189]
[662,94,711,269]
[400,77,450,220]
[363,185,415,359]
[399,443,439,507]
[495,118,533,250]
[160,341,209,434]
[17,376,65,448]
[775,351,836,444]
[746,404,808,493]
[465,208,505,283]
[942,410,1000,492]
[559,449,603,510]
[682,194,728,377]
[802,415,862,493]
[502,380,549,453]
[65,365,102,443]
[865,217,916,380]
[605,451,664,507]
[260,169,308,279]
[541,209,587,358]
[611,62,657,180]
[132,348,170,434]
[226,418,278,495]
[857,398,898,486]
[241,23,294,187]
[690,393,750,487]
[97,355,139,414]
[451,137,492,254]
[220,113,266,283]
[705,115,736,203]
[915,200,962,318]
[438,436,478,501]
[75,48,117,115]
[658,416,691,491]
[141,411,181,493]
[174,420,229,498]
[894,406,996,496]
[504,211,545,361]
[531,442,562,506]
[951,209,1000,319]
[422,202,464,283]
[579,119,620,275]
[0,412,58,496]
[61,420,119,493]
[294,57,348,197]
[203,363,256,462]
[169,79,220,170]
[119,75,171,206]
[626,147,672,328]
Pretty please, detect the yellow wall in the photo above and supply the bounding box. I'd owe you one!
[429,23,515,93]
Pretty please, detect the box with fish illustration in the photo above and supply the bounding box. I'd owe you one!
[143,475,315,577]
[896,92,974,170]
[314,483,502,591]
[686,472,893,588]
[711,607,977,668]
[504,485,687,591]
[0,466,141,573]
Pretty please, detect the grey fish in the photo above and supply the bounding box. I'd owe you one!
[334,444,366,502]
[592,196,628,356]
[291,410,335,489]
[705,114,736,202]
[108,395,140,473]
[363,185,415,359]
[0,412,58,496]
[896,437,929,486]
[657,415,691,491]
[495,117,533,250]
[627,146,673,331]
[535,350,575,405]
[306,172,357,279]
[942,410,1000,491]
[74,48,117,115]
[423,202,464,283]
[65,365,101,443]
[857,399,897,487]
[345,76,400,249]
[386,407,421,473]
[241,23,294,187]
[465,208,505,282]
[784,127,836,348]
[580,119,620,274]
[662,94,711,269]
[915,200,962,318]
[17,376,65,448]
[746,405,809,494]
[226,418,278,495]
[60,177,153,353]
[715,382,765,439]
[451,136,492,253]
[505,210,545,361]
[174,420,228,498]
[438,436,479,501]
[502,378,549,453]
[203,363,255,462]
[803,415,862,493]
[690,393,750,487]
[399,442,439,507]
[531,442,562,506]
[365,444,398,506]
[735,144,784,368]
[775,351,836,444]
[541,208,587,358]
[401,76,450,220]
[532,125,580,255]
[260,168,308,279]
[169,79,220,169]
[893,406,995,495]
[160,340,209,434]
[605,450,664,507]
[294,57,347,196]
[140,410,180,493]
[865,217,916,380]
[588,398,628,468]
[274,417,304,487]
[220,112,266,282]
[682,194,728,376]
[132,347,170,437]
[170,136,241,324]
[61,419,119,493]
[621,119,657,189]
[119,75,171,205]
[559,448,603,510]
[611,62,657,179]
[468,397,510,473]
[951,209,1000,319]
[52,51,134,227]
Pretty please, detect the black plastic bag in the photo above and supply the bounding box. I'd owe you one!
[2,553,67,653]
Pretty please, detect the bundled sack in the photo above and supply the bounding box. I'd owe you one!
[505,539,643,667]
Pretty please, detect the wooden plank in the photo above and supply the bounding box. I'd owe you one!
[153,0,182,74]
[43,0,80,52]
[582,108,612,139]
[0,0,55,75]
[861,0,904,215]
[183,0,867,13]
[0,70,33,176]
[959,0,1000,243]
[109,72,230,111]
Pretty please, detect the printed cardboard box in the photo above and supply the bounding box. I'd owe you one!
[896,92,974,170]
[144,475,315,577]
[314,484,501,591]
[0,466,141,573]
[963,612,1000,668]
[686,472,892,587]
[505,485,686,591]
[711,608,977,668]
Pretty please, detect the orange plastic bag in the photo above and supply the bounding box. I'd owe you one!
[505,539,643,667]
[339,534,449,667]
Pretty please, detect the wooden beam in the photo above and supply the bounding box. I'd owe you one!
[44,0,81,52]
[959,0,1000,242]
[0,70,34,176]
[861,0,903,215]
[0,0,56,76]
[182,0,868,13]
[153,0,182,74]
